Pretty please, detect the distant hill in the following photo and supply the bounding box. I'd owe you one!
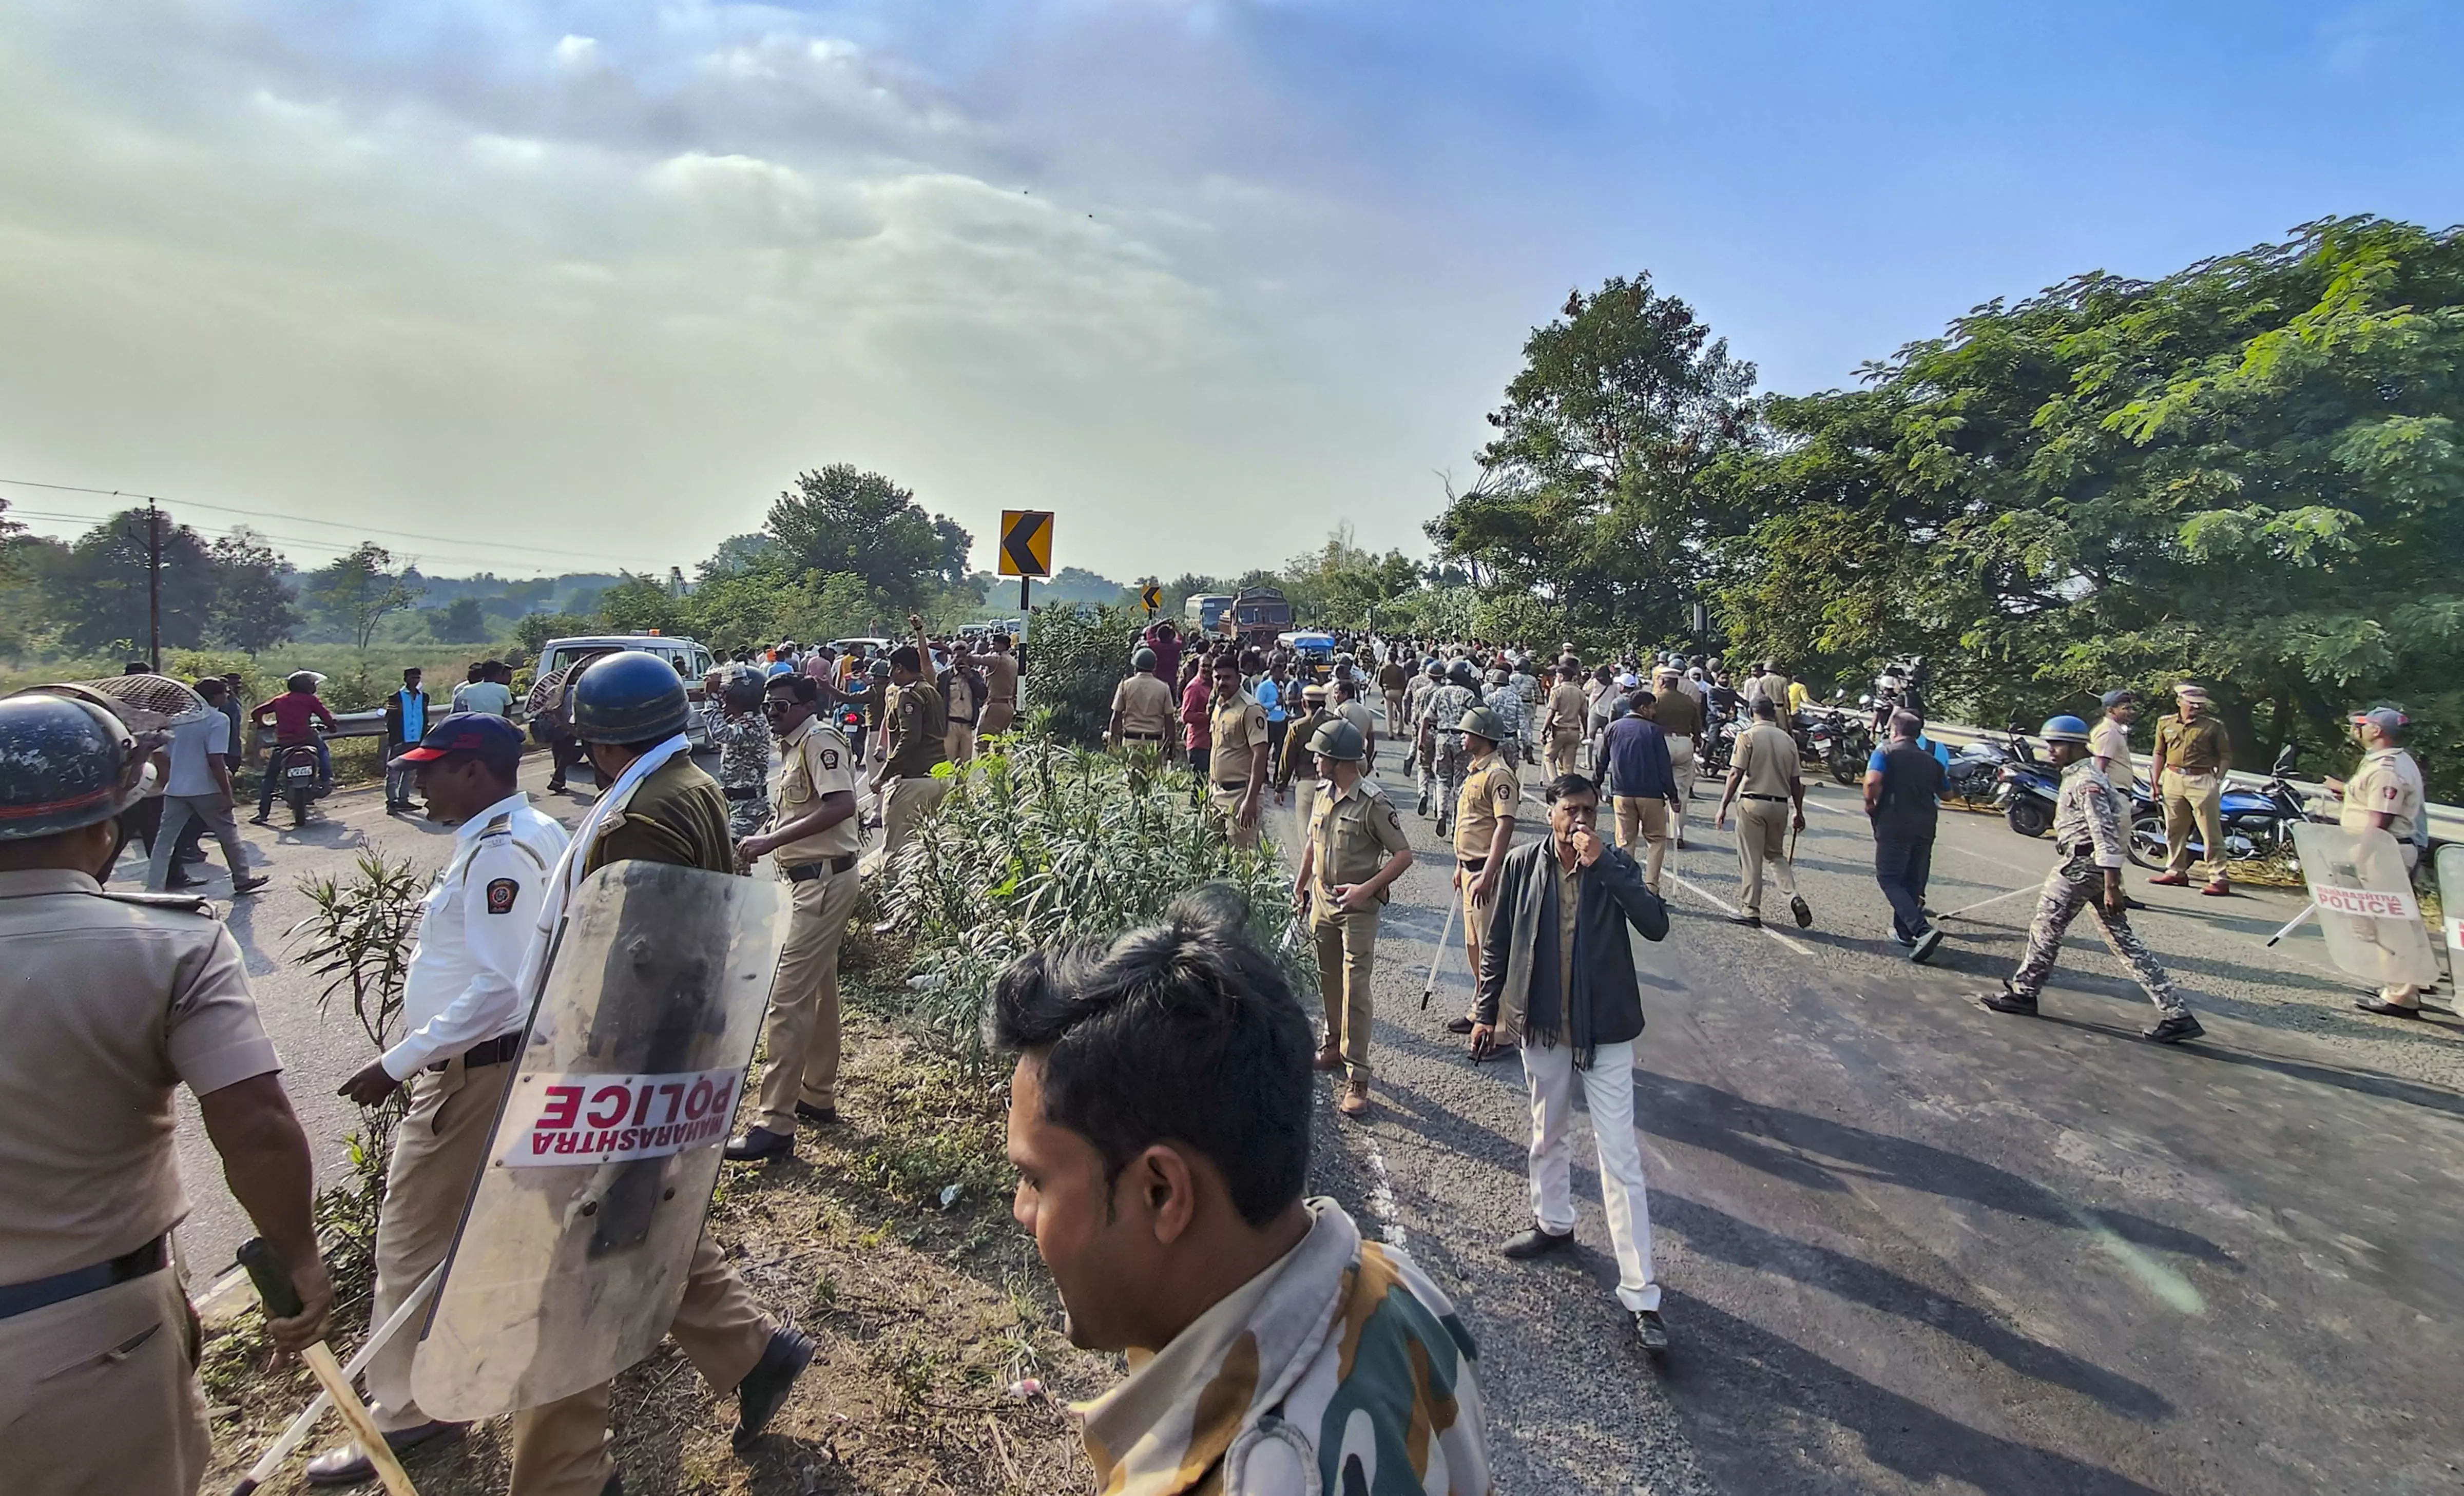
[980,566,1126,610]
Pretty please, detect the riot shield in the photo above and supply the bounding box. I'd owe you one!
[2289,822,2438,989]
[2437,843,2464,962]
[412,860,788,1419]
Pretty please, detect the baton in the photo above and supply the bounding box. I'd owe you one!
[2264,901,2318,948]
[233,1264,445,1496]
[238,1239,420,1496]
[1422,895,1460,1009]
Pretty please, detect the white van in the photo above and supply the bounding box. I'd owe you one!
[537,633,720,748]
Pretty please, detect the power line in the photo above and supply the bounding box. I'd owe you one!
[5,508,586,578]
[0,476,682,573]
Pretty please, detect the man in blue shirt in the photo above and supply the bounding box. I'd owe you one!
[1257,659,1292,777]
[1864,711,1948,962]
[1600,689,1679,896]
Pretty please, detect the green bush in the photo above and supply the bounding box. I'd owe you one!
[1021,602,1144,747]
[879,737,1310,1061]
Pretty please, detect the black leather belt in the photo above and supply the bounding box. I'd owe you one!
[430,1032,523,1072]
[1459,854,1488,870]
[1120,732,1165,742]
[784,854,858,881]
[1212,779,1248,792]
[1742,792,1790,803]
[724,785,760,802]
[0,1234,167,1320]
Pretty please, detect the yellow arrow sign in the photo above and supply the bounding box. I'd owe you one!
[1140,584,1161,613]
[998,510,1053,578]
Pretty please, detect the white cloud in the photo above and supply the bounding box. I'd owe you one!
[550,33,600,69]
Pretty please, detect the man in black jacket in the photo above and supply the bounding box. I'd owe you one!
[1469,771,1673,1354]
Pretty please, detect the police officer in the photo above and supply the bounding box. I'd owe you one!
[0,690,330,1495]
[1422,662,1481,839]
[1715,697,1811,929]
[307,713,571,1485]
[1109,647,1179,754]
[1539,658,1588,779]
[1651,664,1703,848]
[865,645,951,872]
[1206,654,1270,849]
[2324,706,2429,1018]
[1973,716,2203,1044]
[726,671,862,1161]
[1409,658,1446,815]
[2149,682,2234,896]
[1442,705,1520,1038]
[509,653,813,1495]
[1291,717,1413,1117]
[703,665,776,838]
[1278,682,1333,841]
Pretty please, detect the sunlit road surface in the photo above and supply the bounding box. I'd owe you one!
[1293,754,2463,1495]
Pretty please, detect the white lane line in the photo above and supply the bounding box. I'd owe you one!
[1359,1134,1407,1248]
[1667,871,1816,957]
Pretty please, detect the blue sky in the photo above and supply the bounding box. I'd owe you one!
[1,1,2457,580]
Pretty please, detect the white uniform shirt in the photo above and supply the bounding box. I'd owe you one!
[382,791,571,1079]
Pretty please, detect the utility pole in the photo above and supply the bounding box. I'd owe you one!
[146,499,163,671]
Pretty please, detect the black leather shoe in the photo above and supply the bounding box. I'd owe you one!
[1443,1014,1475,1035]
[1976,984,2039,1017]
[723,1126,794,1162]
[733,1326,816,1449]
[233,875,271,896]
[1726,913,1762,928]
[304,1422,461,1486]
[1633,1309,1670,1355]
[794,1101,839,1124]
[2142,1012,2205,1044]
[1790,895,1813,929]
[164,874,204,890]
[1501,1224,1575,1260]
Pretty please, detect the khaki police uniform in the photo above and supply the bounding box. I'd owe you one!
[1111,672,1178,750]
[1729,721,1802,919]
[1453,748,1521,974]
[2343,744,2429,1007]
[1541,679,1588,778]
[1209,690,1272,850]
[513,754,778,1496]
[970,648,1019,735]
[755,715,863,1132]
[2091,713,2138,827]
[1651,676,1703,841]
[0,870,280,1496]
[340,794,568,1453]
[875,678,951,871]
[2153,710,2232,882]
[1309,779,1412,1079]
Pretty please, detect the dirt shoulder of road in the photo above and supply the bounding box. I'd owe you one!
[202,1000,1109,1496]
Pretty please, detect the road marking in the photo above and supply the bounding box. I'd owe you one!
[1360,1134,1407,1247]
[1668,872,1816,957]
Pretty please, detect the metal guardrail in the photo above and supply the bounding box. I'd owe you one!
[1918,719,2461,847]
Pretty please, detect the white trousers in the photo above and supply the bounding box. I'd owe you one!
[1522,1038,1661,1312]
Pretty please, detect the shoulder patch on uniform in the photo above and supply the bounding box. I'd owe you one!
[485,877,519,914]
[819,748,839,770]
[482,812,514,834]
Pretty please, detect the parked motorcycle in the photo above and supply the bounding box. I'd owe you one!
[1866,654,1929,736]
[1942,732,2012,809]
[1994,723,2062,838]
[1794,697,1871,787]
[2126,744,2322,871]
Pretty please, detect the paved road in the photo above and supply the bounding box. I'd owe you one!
[1294,749,2464,1495]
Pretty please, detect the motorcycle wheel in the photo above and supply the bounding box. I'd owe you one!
[288,787,310,829]
[1828,745,1860,786]
[2006,797,2053,839]
[2127,814,2167,870]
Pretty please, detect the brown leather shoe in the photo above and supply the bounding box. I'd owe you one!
[2200,879,2231,897]
[2146,870,2190,887]
[1313,1046,1344,1073]
[1337,1076,1371,1116]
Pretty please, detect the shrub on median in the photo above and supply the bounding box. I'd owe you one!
[878,737,1312,1061]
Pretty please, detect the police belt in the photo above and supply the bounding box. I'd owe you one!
[783,853,859,881]
[723,785,761,802]
[1458,854,1488,870]
[1740,792,1790,803]
[430,1031,525,1072]
[1118,731,1166,742]
[0,1233,167,1320]
[1210,779,1248,792]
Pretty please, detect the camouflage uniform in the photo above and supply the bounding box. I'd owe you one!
[2008,758,2189,1017]
[1420,682,1479,837]
[702,705,774,838]
[1074,1198,1490,1496]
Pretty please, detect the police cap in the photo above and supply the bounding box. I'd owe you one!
[1308,717,1366,762]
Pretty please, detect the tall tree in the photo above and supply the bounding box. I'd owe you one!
[45,508,218,653]
[304,542,420,649]
[765,465,968,608]
[428,597,491,644]
[1428,275,1757,643]
[206,529,300,653]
